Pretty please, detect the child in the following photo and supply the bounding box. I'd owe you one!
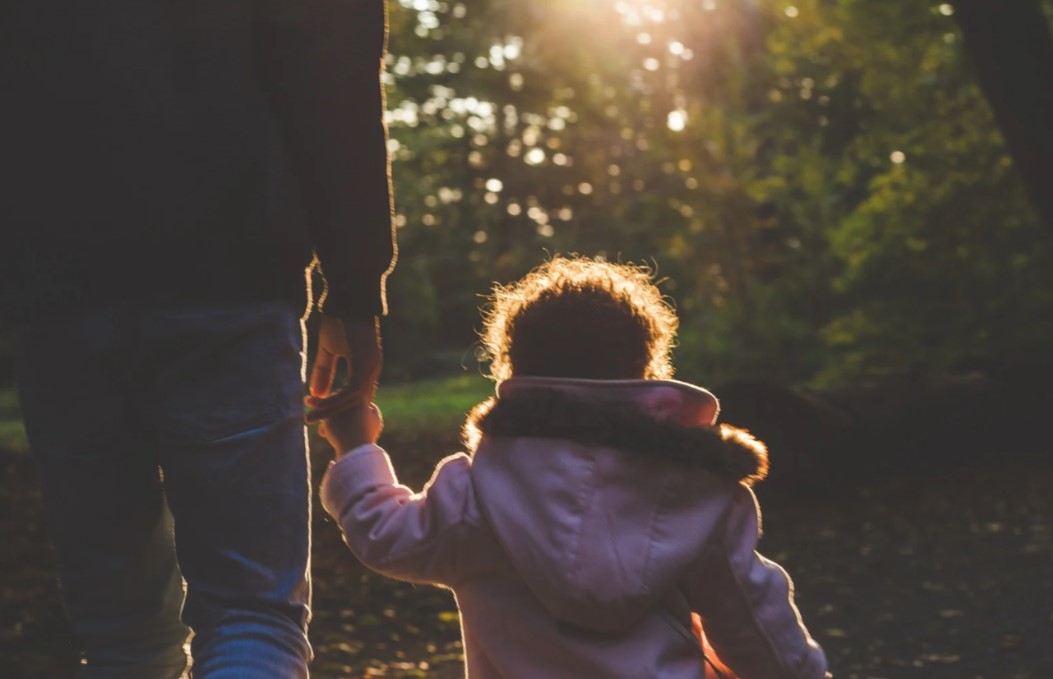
[317,257,829,679]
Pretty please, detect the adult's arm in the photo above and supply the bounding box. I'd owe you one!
[685,487,828,679]
[256,0,396,319]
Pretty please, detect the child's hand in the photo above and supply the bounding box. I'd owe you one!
[318,403,383,456]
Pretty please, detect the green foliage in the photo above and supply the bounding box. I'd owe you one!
[376,374,492,432]
[379,0,1052,385]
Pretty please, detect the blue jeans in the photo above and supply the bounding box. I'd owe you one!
[14,300,313,678]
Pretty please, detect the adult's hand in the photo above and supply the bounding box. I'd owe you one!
[305,316,381,423]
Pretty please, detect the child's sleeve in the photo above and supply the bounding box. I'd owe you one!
[319,444,487,586]
[684,486,829,679]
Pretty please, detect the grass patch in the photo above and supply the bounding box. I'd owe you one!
[0,385,28,453]
[0,375,493,457]
[376,373,493,433]
[0,386,19,411]
[0,419,28,454]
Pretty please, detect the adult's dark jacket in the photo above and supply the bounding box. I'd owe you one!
[1,0,396,322]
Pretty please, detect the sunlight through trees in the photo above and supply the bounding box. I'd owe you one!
[375,0,1052,386]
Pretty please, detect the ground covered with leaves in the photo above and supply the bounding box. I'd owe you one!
[2,426,1050,678]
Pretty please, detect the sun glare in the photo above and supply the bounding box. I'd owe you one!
[667,110,688,132]
[613,0,669,25]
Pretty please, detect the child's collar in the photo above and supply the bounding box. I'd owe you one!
[466,377,767,485]
[497,376,720,427]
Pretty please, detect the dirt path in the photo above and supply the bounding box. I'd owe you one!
[3,429,1050,678]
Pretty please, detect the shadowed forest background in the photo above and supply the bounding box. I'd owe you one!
[2,0,1053,676]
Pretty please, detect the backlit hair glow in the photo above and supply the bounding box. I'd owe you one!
[480,257,678,382]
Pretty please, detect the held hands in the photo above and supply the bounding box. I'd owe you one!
[318,403,384,456]
[306,315,384,456]
[305,315,382,423]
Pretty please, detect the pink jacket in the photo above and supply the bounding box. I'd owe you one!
[321,377,828,679]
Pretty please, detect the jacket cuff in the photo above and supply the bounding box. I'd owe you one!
[319,444,396,518]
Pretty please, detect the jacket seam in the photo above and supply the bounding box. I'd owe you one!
[564,452,597,591]
[637,483,670,598]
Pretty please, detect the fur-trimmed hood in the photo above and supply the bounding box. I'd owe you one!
[464,376,768,485]
[464,377,770,633]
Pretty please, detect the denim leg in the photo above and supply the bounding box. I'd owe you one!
[14,307,190,679]
[137,301,312,678]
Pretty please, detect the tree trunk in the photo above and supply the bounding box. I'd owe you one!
[951,0,1053,231]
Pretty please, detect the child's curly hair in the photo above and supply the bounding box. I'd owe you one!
[480,256,678,382]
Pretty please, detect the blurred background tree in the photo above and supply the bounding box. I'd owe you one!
[3,0,1048,390]
[377,0,1053,386]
